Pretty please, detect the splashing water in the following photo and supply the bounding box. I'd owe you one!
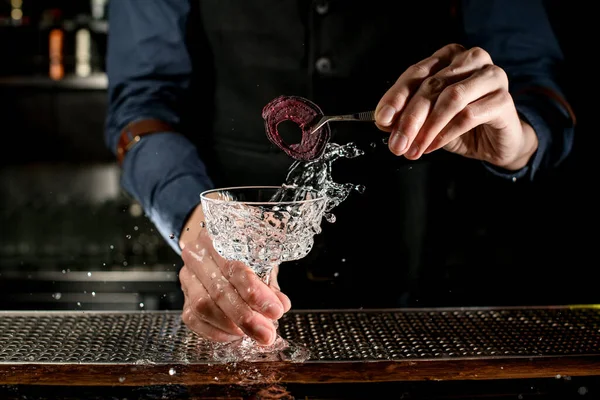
[262,94,366,219]
[271,141,365,221]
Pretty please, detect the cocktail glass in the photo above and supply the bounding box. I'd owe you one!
[200,185,328,361]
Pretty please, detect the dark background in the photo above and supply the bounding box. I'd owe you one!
[0,0,596,312]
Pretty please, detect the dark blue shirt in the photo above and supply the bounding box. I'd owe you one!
[104,0,575,255]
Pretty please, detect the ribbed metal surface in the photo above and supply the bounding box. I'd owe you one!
[1,307,599,364]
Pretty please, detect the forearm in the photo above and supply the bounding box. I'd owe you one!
[104,0,213,253]
[121,132,213,254]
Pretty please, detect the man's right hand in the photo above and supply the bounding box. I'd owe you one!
[179,207,291,345]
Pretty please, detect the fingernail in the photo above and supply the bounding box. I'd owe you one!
[224,333,244,342]
[407,143,419,158]
[389,132,408,154]
[262,302,283,319]
[253,324,275,345]
[377,105,396,126]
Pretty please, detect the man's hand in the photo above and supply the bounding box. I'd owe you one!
[375,43,538,171]
[178,205,291,345]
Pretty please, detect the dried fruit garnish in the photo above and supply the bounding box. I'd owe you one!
[262,95,331,161]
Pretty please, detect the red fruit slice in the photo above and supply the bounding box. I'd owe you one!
[262,95,331,161]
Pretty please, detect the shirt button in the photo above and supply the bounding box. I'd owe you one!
[315,1,329,15]
[315,57,332,74]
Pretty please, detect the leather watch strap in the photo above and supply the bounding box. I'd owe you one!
[117,118,174,166]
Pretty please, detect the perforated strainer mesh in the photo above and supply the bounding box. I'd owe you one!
[0,307,599,364]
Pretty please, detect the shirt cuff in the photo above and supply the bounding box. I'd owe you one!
[120,132,214,254]
[481,102,551,182]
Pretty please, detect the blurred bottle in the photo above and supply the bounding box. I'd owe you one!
[75,28,91,77]
[49,28,64,80]
[90,0,108,20]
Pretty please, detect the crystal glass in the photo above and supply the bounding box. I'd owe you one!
[200,185,327,360]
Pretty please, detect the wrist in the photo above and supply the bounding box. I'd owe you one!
[179,203,205,249]
[501,120,539,171]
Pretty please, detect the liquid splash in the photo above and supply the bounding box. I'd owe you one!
[272,141,365,221]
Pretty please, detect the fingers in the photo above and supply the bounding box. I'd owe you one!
[224,261,285,319]
[181,298,243,343]
[181,242,277,346]
[375,43,466,130]
[405,63,508,159]
[425,89,516,156]
[204,238,285,320]
[179,264,244,338]
[388,47,499,157]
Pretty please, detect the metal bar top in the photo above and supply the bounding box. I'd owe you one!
[1,305,599,386]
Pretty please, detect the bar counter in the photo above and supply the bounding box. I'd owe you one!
[1,306,599,398]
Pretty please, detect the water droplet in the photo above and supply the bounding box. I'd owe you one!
[355,184,366,194]
[169,368,176,376]
[118,377,126,383]
[77,302,81,307]
[333,272,339,277]
[109,245,114,250]
[512,176,517,182]
[61,269,66,274]
[126,234,132,239]
[52,292,61,300]
[87,272,92,277]
[169,233,175,239]
[214,377,219,381]
[578,387,588,395]
[370,142,377,148]
[382,136,389,145]
[324,213,336,223]
[91,292,96,297]
[134,226,139,231]
[139,302,144,308]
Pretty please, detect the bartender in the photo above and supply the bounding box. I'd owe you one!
[104,0,575,345]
